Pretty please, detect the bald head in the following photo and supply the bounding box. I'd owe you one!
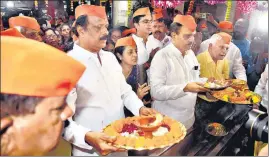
[233,18,249,40]
[209,33,231,61]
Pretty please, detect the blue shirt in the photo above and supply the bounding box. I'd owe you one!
[233,38,251,62]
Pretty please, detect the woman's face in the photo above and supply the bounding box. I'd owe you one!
[121,46,137,66]
[45,30,58,42]
[61,25,70,38]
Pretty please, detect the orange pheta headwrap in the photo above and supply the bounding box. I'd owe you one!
[200,23,207,29]
[122,28,136,37]
[154,8,162,14]
[153,12,163,21]
[1,28,25,38]
[173,15,197,32]
[218,21,233,31]
[75,4,107,19]
[115,36,136,48]
[9,16,40,31]
[216,32,232,44]
[1,36,86,97]
[133,7,151,18]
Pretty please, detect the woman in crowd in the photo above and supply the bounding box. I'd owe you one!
[59,23,74,52]
[108,27,122,44]
[114,36,151,117]
[43,28,64,51]
[59,23,71,44]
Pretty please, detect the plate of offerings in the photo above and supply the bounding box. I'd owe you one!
[102,114,187,150]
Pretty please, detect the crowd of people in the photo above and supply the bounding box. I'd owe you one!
[0,1,268,156]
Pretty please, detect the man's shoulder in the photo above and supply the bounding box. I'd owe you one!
[197,51,207,58]
[101,50,118,60]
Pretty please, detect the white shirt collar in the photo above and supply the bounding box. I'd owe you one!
[132,34,144,43]
[72,43,103,66]
[169,42,192,58]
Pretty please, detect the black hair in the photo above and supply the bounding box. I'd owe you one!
[132,1,153,24]
[106,38,115,46]
[133,15,145,24]
[132,1,154,14]
[44,28,57,35]
[156,18,164,23]
[170,22,183,35]
[60,23,71,32]
[164,18,173,29]
[114,46,126,63]
[0,94,44,118]
[74,15,89,37]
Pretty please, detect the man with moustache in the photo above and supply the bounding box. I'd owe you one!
[63,5,158,156]
[150,15,209,130]
[146,8,171,57]
[232,18,250,69]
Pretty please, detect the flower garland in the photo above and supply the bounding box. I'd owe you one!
[204,0,226,5]
[224,0,232,21]
[236,0,257,14]
[187,0,195,15]
[153,0,184,8]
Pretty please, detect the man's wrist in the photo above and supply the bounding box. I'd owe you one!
[139,106,146,115]
[85,131,93,145]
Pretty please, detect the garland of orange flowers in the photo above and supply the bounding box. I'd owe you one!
[187,0,195,15]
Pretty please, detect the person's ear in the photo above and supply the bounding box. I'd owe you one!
[1,117,13,134]
[116,53,122,60]
[171,32,177,39]
[134,23,139,29]
[77,26,86,37]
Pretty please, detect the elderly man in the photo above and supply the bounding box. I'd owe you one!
[8,15,42,42]
[146,8,171,54]
[108,28,122,44]
[132,7,153,65]
[197,32,231,80]
[150,15,209,130]
[198,21,247,81]
[63,5,157,156]
[0,36,85,155]
[233,18,250,69]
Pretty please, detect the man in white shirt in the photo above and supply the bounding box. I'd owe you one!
[198,21,247,81]
[146,9,172,83]
[254,64,268,112]
[132,7,152,65]
[150,15,209,130]
[63,5,157,156]
[146,9,171,56]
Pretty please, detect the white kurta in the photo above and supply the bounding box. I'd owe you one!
[254,64,268,111]
[150,43,200,130]
[146,34,171,54]
[198,39,247,81]
[132,34,149,65]
[63,44,144,156]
